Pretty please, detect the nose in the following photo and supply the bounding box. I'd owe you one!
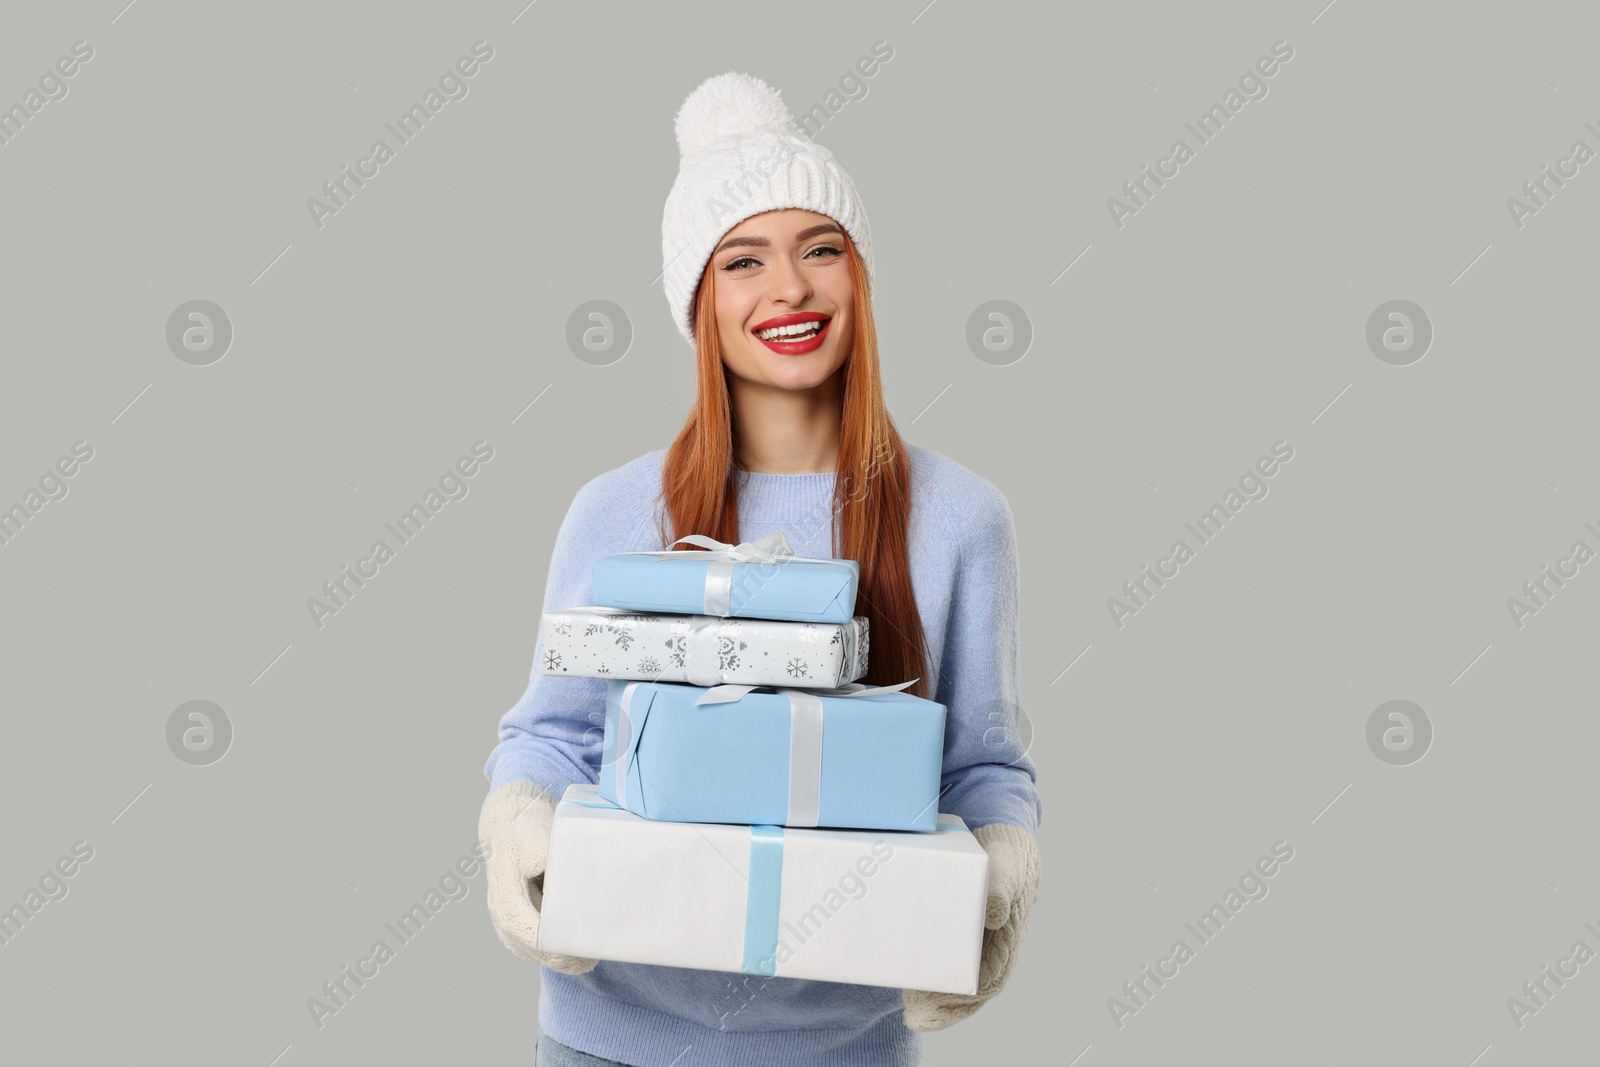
[768,251,812,307]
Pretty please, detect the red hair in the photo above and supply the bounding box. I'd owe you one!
[654,230,932,698]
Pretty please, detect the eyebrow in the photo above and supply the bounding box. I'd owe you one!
[713,223,844,256]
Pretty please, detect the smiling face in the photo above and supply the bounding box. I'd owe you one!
[708,208,855,392]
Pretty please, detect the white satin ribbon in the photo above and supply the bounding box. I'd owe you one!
[669,532,797,563]
[681,615,724,685]
[612,681,643,810]
[786,691,824,827]
[694,678,921,826]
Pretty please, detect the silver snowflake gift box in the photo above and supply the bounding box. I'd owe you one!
[538,606,869,689]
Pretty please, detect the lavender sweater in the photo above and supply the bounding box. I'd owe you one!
[482,443,1041,1067]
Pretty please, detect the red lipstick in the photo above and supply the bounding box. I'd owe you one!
[751,311,831,355]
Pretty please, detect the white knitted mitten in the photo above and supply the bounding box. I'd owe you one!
[902,822,1041,1032]
[478,781,598,974]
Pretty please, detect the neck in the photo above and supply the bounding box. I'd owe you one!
[728,371,843,474]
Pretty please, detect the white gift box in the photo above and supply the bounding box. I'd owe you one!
[537,784,989,995]
[538,606,868,688]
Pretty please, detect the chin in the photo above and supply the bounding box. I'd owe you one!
[725,333,848,387]
[769,353,847,387]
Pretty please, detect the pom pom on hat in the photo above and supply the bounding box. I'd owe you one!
[673,72,794,156]
[660,70,875,348]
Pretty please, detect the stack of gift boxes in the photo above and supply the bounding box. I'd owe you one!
[532,533,991,994]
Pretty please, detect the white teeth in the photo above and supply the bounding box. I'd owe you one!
[757,320,825,340]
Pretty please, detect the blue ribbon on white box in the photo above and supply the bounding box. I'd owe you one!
[555,791,970,978]
[743,825,784,976]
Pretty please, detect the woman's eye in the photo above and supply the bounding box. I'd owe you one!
[722,246,842,273]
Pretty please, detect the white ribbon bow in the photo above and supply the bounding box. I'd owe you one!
[657,531,796,564]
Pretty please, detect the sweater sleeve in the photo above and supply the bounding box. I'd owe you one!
[481,472,654,804]
[931,481,1043,836]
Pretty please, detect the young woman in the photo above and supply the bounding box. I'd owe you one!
[479,72,1042,1067]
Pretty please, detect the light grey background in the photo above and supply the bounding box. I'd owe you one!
[2,1,1595,1064]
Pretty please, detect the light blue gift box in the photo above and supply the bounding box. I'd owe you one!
[597,677,946,832]
[591,532,859,624]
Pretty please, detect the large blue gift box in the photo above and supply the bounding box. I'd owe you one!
[597,677,946,832]
[591,532,859,624]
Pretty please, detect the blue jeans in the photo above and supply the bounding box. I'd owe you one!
[536,1031,635,1067]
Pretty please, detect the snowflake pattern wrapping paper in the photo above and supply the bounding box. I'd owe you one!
[538,606,869,688]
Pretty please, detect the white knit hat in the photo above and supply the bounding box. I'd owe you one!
[661,71,874,347]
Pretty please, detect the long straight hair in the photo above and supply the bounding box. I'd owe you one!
[654,231,932,698]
